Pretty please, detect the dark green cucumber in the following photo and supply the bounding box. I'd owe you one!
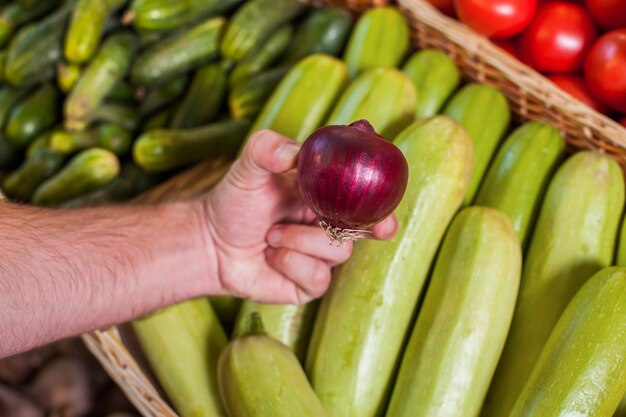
[88,102,140,132]
[474,122,565,247]
[65,32,135,131]
[220,0,305,62]
[57,62,82,93]
[133,119,250,172]
[402,49,461,119]
[32,148,120,206]
[2,148,65,201]
[131,17,224,87]
[138,77,187,117]
[510,267,626,417]
[108,79,134,102]
[281,7,353,64]
[6,83,59,146]
[229,66,289,120]
[0,0,59,48]
[0,86,29,129]
[229,25,292,87]
[50,123,131,156]
[170,62,228,129]
[26,130,53,158]
[142,107,173,130]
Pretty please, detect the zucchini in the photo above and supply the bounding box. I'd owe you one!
[443,83,511,205]
[281,7,353,64]
[6,83,59,146]
[50,123,131,156]
[0,0,59,48]
[510,267,626,417]
[343,6,410,78]
[131,17,224,87]
[32,148,120,206]
[220,0,305,62]
[133,298,228,417]
[2,148,65,202]
[482,151,625,417]
[88,102,140,132]
[218,314,330,417]
[65,32,135,131]
[0,86,29,130]
[325,67,416,139]
[387,207,521,417]
[474,122,565,247]
[250,54,348,143]
[57,62,82,93]
[306,116,473,417]
[138,77,187,117]
[402,49,461,119]
[133,119,251,172]
[229,66,289,121]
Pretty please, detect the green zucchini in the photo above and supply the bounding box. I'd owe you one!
[229,66,289,121]
[402,49,461,119]
[32,148,120,206]
[133,119,250,172]
[325,67,417,139]
[57,62,82,93]
[510,267,626,417]
[306,116,473,417]
[6,83,59,146]
[343,6,409,78]
[616,398,626,417]
[220,0,305,62]
[65,32,135,131]
[2,148,65,202]
[281,7,353,64]
[218,313,330,417]
[133,298,228,417]
[89,102,140,132]
[482,151,625,417]
[131,17,224,87]
[138,77,187,117]
[0,0,58,48]
[0,86,29,130]
[50,123,131,156]
[443,83,511,205]
[387,207,521,417]
[474,122,565,247]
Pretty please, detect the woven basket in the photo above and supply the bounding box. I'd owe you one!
[82,1,626,416]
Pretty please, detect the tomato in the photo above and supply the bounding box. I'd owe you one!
[426,0,455,16]
[548,75,609,114]
[584,29,626,113]
[454,0,537,39]
[519,2,597,73]
[494,39,522,60]
[584,0,626,31]
[620,116,626,128]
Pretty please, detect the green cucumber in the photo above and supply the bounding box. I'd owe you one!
[387,207,521,417]
[131,17,224,87]
[343,6,409,78]
[88,102,140,132]
[26,130,52,159]
[32,148,120,206]
[50,123,131,156]
[138,77,188,117]
[229,66,289,121]
[443,83,511,205]
[482,151,625,417]
[474,122,565,247]
[510,267,626,417]
[2,148,65,202]
[0,0,59,48]
[57,62,82,93]
[6,83,59,146]
[306,116,473,417]
[402,49,461,119]
[0,86,29,130]
[325,67,417,139]
[142,107,173,130]
[108,79,134,102]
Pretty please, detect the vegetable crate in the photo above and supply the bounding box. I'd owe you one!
[81,0,626,416]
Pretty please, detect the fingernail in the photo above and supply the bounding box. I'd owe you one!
[267,229,282,246]
[275,143,300,162]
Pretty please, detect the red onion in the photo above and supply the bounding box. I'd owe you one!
[297,120,409,242]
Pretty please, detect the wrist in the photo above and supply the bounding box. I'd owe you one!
[188,197,224,297]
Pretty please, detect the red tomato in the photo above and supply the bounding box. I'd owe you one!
[426,0,456,16]
[584,29,626,113]
[584,0,626,31]
[454,0,537,39]
[519,2,597,73]
[548,75,609,114]
[620,116,626,128]
[494,39,522,60]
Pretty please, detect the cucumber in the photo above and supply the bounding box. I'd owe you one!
[387,207,521,417]
[306,116,473,417]
[133,119,251,172]
[142,107,173,130]
[482,151,625,417]
[50,123,131,156]
[2,148,65,202]
[88,102,139,132]
[0,86,29,130]
[229,66,289,121]
[170,62,228,129]
[6,83,59,146]
[325,67,417,139]
[32,148,120,206]
[26,130,53,159]
[131,17,224,87]
[229,25,292,88]
[281,7,353,64]
[402,49,460,119]
[343,6,410,78]
[65,32,135,131]
[0,0,59,48]
[443,83,511,205]
[133,298,228,417]
[218,314,330,417]
[474,122,565,247]
[138,77,187,117]
[108,79,134,102]
[250,54,348,143]
[220,0,305,62]
[57,62,82,93]
[510,267,626,417]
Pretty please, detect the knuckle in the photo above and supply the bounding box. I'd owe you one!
[312,263,331,288]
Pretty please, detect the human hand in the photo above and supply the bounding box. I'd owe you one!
[202,129,398,304]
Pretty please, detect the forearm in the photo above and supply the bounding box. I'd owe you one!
[0,201,219,358]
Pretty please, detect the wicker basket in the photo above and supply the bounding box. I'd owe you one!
[82,1,626,416]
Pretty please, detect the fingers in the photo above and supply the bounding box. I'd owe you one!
[267,224,352,266]
[369,214,399,240]
[265,248,332,300]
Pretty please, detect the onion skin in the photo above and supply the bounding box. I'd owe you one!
[297,120,408,235]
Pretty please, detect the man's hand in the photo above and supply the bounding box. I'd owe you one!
[203,130,398,304]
